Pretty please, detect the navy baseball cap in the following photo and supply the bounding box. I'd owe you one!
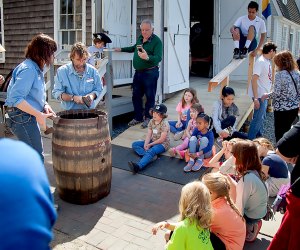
[150,104,167,114]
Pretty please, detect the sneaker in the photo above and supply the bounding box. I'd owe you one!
[174,131,184,141]
[128,119,142,127]
[233,48,240,59]
[140,118,150,129]
[168,148,176,157]
[192,158,204,171]
[184,160,194,172]
[128,161,139,174]
[240,47,248,59]
[175,149,185,159]
[223,126,233,136]
[245,220,262,243]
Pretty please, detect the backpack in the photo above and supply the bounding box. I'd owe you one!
[272,176,300,214]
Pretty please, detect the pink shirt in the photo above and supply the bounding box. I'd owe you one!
[175,101,191,121]
[211,197,246,250]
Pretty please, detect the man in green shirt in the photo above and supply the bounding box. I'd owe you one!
[115,19,163,128]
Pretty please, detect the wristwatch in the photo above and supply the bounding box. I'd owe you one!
[71,95,74,102]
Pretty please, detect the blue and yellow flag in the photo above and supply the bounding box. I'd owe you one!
[262,0,271,19]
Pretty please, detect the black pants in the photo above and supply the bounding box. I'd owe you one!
[210,232,226,250]
[274,108,299,142]
[213,116,248,140]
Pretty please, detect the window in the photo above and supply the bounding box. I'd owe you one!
[56,0,86,49]
[0,0,5,63]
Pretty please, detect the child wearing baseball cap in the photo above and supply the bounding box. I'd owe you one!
[128,103,170,174]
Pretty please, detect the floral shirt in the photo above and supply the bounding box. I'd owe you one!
[148,118,170,149]
[268,70,300,111]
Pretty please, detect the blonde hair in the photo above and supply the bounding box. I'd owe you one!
[179,181,212,229]
[253,137,274,151]
[202,173,243,220]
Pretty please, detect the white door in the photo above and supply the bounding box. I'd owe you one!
[102,0,136,86]
[163,0,190,93]
[213,0,249,76]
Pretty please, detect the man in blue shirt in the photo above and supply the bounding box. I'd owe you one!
[53,42,103,110]
[0,138,56,249]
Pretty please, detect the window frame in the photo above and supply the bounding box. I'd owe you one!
[54,0,86,51]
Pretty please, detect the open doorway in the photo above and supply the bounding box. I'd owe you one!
[190,0,214,77]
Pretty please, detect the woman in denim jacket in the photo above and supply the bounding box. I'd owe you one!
[5,34,57,161]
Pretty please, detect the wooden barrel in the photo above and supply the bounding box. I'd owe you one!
[52,109,112,205]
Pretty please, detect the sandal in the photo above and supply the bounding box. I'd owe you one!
[168,148,176,157]
[175,149,185,159]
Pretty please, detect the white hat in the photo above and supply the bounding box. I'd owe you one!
[0,44,5,52]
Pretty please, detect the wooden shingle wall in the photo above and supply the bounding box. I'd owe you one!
[136,0,154,37]
[0,0,54,76]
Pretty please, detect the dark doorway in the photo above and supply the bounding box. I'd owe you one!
[190,0,214,77]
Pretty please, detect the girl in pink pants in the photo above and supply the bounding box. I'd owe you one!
[168,103,204,158]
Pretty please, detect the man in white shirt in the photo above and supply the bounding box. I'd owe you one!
[248,42,277,140]
[230,1,267,59]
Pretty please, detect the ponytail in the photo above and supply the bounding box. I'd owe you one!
[197,113,213,131]
[225,193,244,220]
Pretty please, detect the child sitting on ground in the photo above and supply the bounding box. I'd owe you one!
[151,181,213,249]
[253,137,290,197]
[202,172,246,250]
[128,104,170,174]
[184,113,214,172]
[207,138,241,174]
[212,86,248,141]
[227,140,268,243]
[169,88,199,141]
[168,103,204,158]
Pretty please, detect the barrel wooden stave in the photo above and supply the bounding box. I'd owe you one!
[52,110,112,205]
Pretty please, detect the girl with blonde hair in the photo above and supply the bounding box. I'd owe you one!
[152,181,213,250]
[202,173,246,250]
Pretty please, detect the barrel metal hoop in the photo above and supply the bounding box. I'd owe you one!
[52,138,111,151]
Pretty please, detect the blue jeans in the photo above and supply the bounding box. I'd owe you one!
[6,108,44,161]
[132,140,166,169]
[132,67,159,121]
[169,120,187,134]
[248,98,268,140]
[169,109,191,133]
[188,136,212,159]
